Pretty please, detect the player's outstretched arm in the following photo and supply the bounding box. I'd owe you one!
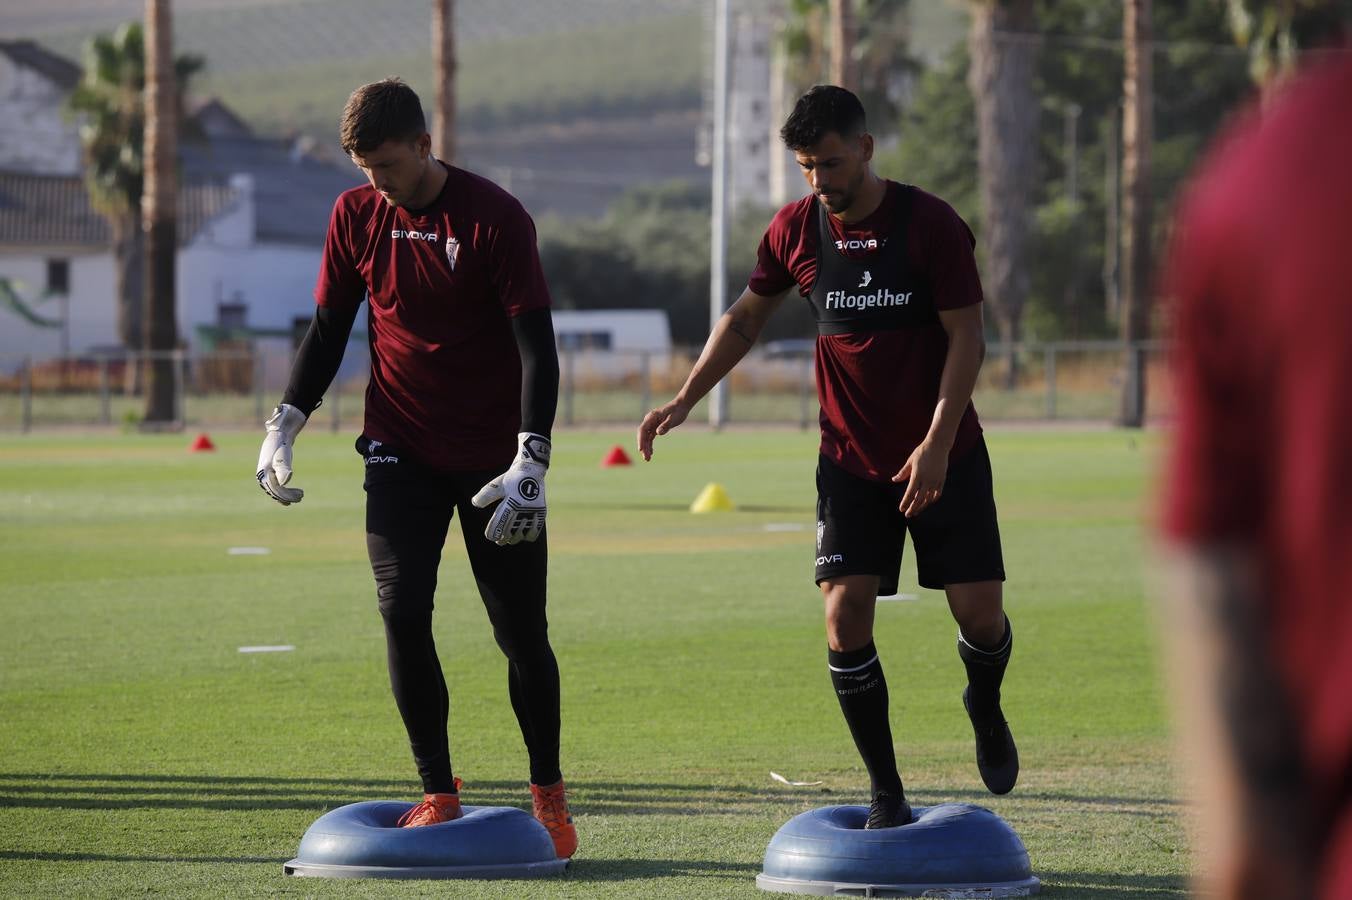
[638,287,786,461]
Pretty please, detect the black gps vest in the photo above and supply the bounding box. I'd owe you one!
[807,186,938,335]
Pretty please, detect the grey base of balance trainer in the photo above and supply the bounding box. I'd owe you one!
[284,800,568,880]
[758,803,1038,897]
[284,858,568,879]
[755,872,1040,897]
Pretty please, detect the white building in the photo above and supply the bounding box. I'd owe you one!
[0,39,363,366]
[552,309,671,355]
[0,41,82,177]
[702,9,804,214]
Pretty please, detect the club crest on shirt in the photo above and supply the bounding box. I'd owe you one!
[445,236,460,271]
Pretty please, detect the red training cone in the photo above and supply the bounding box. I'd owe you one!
[601,445,632,467]
[190,433,216,452]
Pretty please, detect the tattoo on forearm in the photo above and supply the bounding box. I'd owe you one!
[728,315,755,345]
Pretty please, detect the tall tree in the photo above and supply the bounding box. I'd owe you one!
[432,0,456,162]
[829,0,858,91]
[1117,0,1152,427]
[66,23,202,363]
[782,0,917,126]
[968,0,1039,386]
[827,1,1269,349]
[142,0,178,425]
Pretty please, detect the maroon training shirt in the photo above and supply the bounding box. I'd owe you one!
[314,163,551,471]
[1163,57,1352,894]
[748,180,984,482]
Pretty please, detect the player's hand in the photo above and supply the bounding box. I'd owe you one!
[893,440,948,518]
[256,403,308,505]
[472,432,550,545]
[637,399,691,461]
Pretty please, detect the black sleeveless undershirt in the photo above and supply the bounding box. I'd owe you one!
[807,186,938,336]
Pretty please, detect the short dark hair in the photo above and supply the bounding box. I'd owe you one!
[339,78,426,155]
[779,85,867,151]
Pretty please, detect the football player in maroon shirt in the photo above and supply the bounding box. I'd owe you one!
[639,86,1015,829]
[256,79,574,858]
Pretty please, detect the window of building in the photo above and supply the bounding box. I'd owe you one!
[557,331,612,351]
[46,258,69,295]
[217,302,248,330]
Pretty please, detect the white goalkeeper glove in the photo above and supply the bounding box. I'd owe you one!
[256,403,307,505]
[471,432,550,545]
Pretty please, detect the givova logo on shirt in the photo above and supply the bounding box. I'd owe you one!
[391,229,438,241]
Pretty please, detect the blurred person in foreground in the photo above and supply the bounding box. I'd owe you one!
[253,79,574,857]
[1161,51,1352,899]
[638,85,1016,828]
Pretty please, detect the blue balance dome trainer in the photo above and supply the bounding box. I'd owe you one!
[283,801,569,879]
[757,803,1039,897]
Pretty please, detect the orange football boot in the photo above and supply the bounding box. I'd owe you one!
[530,779,577,859]
[396,777,463,827]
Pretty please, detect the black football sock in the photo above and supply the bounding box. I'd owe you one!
[958,615,1012,722]
[829,641,903,796]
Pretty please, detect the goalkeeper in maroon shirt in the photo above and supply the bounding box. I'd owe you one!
[254,79,575,858]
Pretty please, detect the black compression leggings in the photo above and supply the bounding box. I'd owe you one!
[362,443,561,793]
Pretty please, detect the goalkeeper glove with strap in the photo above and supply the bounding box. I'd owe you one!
[471,432,550,545]
[256,403,307,505]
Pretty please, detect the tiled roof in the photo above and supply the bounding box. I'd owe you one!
[0,40,81,90]
[179,136,364,245]
[0,170,238,249]
[188,98,254,140]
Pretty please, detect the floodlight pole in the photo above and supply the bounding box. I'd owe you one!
[708,0,731,429]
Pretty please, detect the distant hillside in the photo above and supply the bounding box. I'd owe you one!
[197,16,704,139]
[26,0,703,64]
[15,0,967,220]
[30,0,705,138]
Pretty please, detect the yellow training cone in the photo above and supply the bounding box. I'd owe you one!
[690,482,735,513]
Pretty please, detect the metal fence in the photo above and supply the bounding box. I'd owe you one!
[0,340,1173,432]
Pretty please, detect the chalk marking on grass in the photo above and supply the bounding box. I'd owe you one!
[238,645,295,653]
[763,523,807,532]
[877,593,919,602]
[228,546,272,555]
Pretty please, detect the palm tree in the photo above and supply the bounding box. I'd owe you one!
[1117,0,1151,428]
[1223,0,1348,92]
[67,24,146,359]
[432,0,456,163]
[65,22,202,374]
[142,0,178,425]
[967,0,1039,388]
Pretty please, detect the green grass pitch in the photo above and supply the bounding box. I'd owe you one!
[0,427,1185,897]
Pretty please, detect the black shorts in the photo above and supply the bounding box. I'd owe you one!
[357,435,547,620]
[815,437,1005,594]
